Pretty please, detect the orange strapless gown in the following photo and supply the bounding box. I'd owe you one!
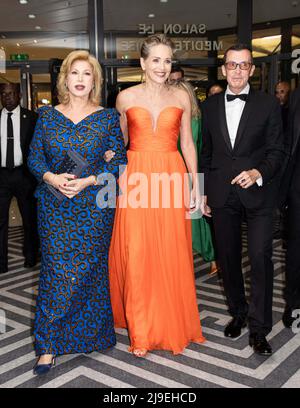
[109,106,205,354]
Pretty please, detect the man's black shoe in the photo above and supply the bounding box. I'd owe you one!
[224,316,247,338]
[249,333,272,356]
[282,306,299,329]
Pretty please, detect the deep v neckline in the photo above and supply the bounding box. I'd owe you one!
[125,106,183,134]
[53,106,104,125]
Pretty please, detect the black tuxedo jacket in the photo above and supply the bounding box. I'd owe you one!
[200,88,285,209]
[279,86,300,205]
[0,106,38,177]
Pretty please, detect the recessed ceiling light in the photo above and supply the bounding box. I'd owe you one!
[34,39,37,43]
[160,0,168,3]
[35,26,41,30]
[28,14,36,19]
[16,43,20,47]
[148,13,155,18]
[19,0,28,4]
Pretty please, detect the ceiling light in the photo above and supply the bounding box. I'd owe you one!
[19,0,28,4]
[160,0,168,2]
[28,14,36,19]
[34,39,37,43]
[148,13,155,18]
[35,26,41,30]
[16,43,20,47]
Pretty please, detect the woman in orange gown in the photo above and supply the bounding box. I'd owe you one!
[108,34,205,357]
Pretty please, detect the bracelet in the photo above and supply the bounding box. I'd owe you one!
[92,175,98,186]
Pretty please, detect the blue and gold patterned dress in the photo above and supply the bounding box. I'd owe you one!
[28,106,127,356]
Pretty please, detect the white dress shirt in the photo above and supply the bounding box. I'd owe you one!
[0,105,23,167]
[224,84,262,186]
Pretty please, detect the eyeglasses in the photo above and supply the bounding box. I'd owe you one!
[224,61,252,70]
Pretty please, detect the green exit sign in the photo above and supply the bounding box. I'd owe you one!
[10,53,29,61]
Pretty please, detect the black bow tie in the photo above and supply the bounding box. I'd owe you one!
[226,93,248,102]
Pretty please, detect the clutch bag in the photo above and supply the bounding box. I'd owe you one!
[47,149,89,202]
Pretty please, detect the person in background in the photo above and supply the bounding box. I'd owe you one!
[273,81,291,241]
[169,64,184,82]
[172,79,217,274]
[28,50,127,375]
[280,84,300,329]
[275,81,290,132]
[0,83,38,273]
[207,83,224,97]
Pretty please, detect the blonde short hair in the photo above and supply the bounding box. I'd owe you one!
[57,50,102,105]
[141,34,175,59]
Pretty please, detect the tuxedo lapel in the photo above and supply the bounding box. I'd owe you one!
[20,107,29,152]
[218,94,232,152]
[233,88,256,152]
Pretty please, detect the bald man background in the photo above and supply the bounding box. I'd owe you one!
[0,83,38,273]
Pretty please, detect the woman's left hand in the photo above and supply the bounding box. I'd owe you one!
[58,177,92,199]
[189,186,201,214]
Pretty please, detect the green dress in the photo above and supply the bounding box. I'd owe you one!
[178,117,215,262]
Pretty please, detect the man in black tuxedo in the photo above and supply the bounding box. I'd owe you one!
[200,44,284,356]
[281,85,300,328]
[0,83,38,273]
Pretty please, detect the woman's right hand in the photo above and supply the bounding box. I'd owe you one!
[43,172,76,196]
[104,150,115,162]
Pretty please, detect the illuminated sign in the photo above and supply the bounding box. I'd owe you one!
[138,23,207,35]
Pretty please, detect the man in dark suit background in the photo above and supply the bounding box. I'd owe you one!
[200,44,284,355]
[281,85,300,328]
[0,83,38,273]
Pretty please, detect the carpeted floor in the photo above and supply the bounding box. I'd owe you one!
[0,226,299,388]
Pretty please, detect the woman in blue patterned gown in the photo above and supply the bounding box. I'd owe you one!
[28,50,127,375]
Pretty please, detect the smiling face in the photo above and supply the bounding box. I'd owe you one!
[66,59,94,99]
[221,49,255,94]
[140,44,173,85]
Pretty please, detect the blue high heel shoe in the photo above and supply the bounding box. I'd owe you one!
[33,356,56,376]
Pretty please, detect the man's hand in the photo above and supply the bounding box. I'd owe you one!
[200,195,212,217]
[231,169,262,189]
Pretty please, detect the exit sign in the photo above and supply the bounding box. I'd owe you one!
[10,54,29,61]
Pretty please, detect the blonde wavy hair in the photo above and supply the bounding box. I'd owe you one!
[57,50,102,105]
[171,79,200,118]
